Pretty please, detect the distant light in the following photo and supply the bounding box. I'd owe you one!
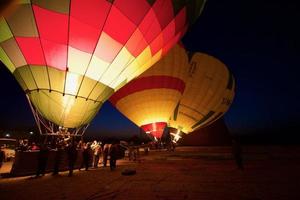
[172,130,182,142]
[29,132,34,135]
[5,133,10,137]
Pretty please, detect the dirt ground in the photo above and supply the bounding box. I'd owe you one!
[1,146,300,200]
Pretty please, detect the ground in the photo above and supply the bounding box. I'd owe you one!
[1,146,300,200]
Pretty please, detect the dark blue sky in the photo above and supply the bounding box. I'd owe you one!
[1,0,300,139]
[182,0,300,135]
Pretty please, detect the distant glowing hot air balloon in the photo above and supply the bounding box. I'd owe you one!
[110,45,189,139]
[169,53,235,135]
[0,0,206,135]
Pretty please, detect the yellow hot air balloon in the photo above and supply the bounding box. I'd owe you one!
[0,0,206,135]
[169,52,235,136]
[110,45,189,139]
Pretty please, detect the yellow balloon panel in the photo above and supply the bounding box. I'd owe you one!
[138,45,188,81]
[28,90,102,128]
[13,65,113,128]
[169,53,235,134]
[115,89,182,126]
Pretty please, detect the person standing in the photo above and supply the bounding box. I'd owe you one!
[232,138,244,170]
[109,142,119,171]
[82,143,91,171]
[102,143,110,167]
[128,144,133,161]
[52,141,64,176]
[36,144,49,177]
[31,142,40,151]
[144,145,149,155]
[66,141,77,177]
[95,142,102,168]
[79,142,86,170]
[0,146,5,170]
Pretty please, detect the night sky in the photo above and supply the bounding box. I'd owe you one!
[1,0,300,140]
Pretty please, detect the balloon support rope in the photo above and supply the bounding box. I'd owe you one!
[26,95,88,136]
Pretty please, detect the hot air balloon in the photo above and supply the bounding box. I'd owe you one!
[169,53,235,137]
[0,0,206,135]
[110,44,189,139]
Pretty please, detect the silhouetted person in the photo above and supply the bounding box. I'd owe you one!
[144,145,149,155]
[80,143,91,171]
[128,142,134,161]
[79,142,86,170]
[163,127,173,151]
[52,143,63,176]
[0,146,5,169]
[232,139,244,170]
[109,142,119,171]
[31,142,40,151]
[66,141,77,177]
[135,146,140,162]
[171,142,176,151]
[102,143,110,167]
[36,144,49,177]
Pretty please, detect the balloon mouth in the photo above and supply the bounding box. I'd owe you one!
[141,122,167,139]
[27,90,103,129]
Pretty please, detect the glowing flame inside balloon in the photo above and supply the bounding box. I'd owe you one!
[63,73,79,115]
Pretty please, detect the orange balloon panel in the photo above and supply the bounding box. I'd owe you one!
[169,53,235,134]
[110,45,188,138]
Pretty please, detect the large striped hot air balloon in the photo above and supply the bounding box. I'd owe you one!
[0,0,206,134]
[110,44,189,139]
[169,53,235,137]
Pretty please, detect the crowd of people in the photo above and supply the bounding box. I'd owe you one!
[15,139,40,152]
[0,135,161,177]
[1,136,245,178]
[13,137,123,177]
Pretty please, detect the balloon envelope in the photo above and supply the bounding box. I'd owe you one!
[110,45,189,139]
[169,53,236,134]
[0,0,205,128]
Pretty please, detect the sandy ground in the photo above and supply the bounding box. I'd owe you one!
[1,146,300,200]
